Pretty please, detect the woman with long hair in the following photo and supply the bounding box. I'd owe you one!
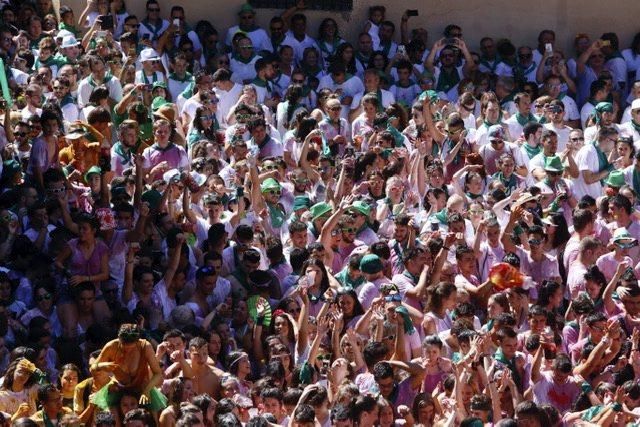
[300,47,324,81]
[0,358,40,418]
[422,282,457,336]
[159,377,195,427]
[58,363,80,410]
[276,84,306,137]
[187,106,219,149]
[316,18,344,66]
[335,43,357,76]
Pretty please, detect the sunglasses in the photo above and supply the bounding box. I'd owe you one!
[570,137,585,141]
[262,164,278,171]
[384,335,395,341]
[528,238,543,246]
[342,227,356,233]
[446,128,462,135]
[239,45,253,49]
[267,190,281,196]
[292,79,305,84]
[384,293,402,302]
[199,115,215,121]
[14,132,26,137]
[148,7,160,12]
[36,293,52,302]
[328,106,341,111]
[49,187,65,194]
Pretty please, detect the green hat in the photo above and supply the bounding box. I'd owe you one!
[359,254,383,274]
[260,178,281,193]
[349,200,371,217]
[152,81,168,90]
[595,102,614,113]
[151,96,170,112]
[141,189,163,210]
[238,3,255,14]
[604,170,625,188]
[84,165,101,183]
[543,155,565,172]
[293,196,311,211]
[419,89,438,103]
[310,202,332,221]
[613,228,639,249]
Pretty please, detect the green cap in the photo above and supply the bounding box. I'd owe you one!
[349,200,371,217]
[141,189,163,210]
[152,81,168,90]
[83,165,101,183]
[238,3,255,14]
[359,254,383,274]
[260,178,281,193]
[604,170,625,188]
[310,202,332,221]
[543,155,565,172]
[2,159,21,181]
[151,96,170,112]
[293,196,311,211]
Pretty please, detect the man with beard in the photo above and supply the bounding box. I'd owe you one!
[584,101,620,143]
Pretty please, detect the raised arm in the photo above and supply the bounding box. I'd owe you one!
[500,206,523,254]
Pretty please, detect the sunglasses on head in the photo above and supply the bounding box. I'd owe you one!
[342,227,356,233]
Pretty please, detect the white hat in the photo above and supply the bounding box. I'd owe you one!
[162,168,180,184]
[140,48,160,62]
[632,99,640,111]
[60,35,79,49]
[56,29,74,40]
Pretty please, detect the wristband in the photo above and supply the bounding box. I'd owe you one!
[612,402,622,412]
[581,382,592,393]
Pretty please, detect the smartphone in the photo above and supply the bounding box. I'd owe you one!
[98,14,113,30]
[545,43,553,54]
[430,220,439,231]
[143,84,153,91]
[95,30,107,38]
[173,18,180,27]
[397,45,406,56]
[406,9,419,17]
[344,146,355,157]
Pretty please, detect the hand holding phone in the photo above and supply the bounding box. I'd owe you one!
[406,9,419,17]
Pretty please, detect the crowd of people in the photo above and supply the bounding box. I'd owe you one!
[2,0,640,426]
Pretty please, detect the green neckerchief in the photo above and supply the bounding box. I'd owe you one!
[374,88,384,112]
[302,64,322,78]
[141,70,159,85]
[355,51,370,68]
[492,171,517,195]
[593,141,612,174]
[378,40,392,58]
[434,208,448,224]
[251,76,272,94]
[113,141,137,165]
[494,348,522,388]
[88,73,113,88]
[335,267,365,290]
[270,35,285,53]
[232,53,256,64]
[387,123,404,147]
[633,168,640,195]
[267,202,285,228]
[168,71,193,83]
[465,191,483,200]
[479,55,500,73]
[42,411,62,427]
[513,62,536,85]
[317,37,343,57]
[606,50,624,61]
[500,92,515,109]
[482,110,503,128]
[141,18,165,40]
[402,269,419,284]
[59,94,74,107]
[59,22,80,37]
[34,55,60,72]
[515,111,536,127]
[522,142,541,159]
[435,66,460,93]
[181,81,195,99]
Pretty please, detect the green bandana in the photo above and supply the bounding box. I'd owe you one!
[522,142,541,160]
[593,141,612,174]
[267,203,286,228]
[435,67,460,93]
[515,111,536,127]
[633,168,640,195]
[386,123,405,147]
[492,171,517,195]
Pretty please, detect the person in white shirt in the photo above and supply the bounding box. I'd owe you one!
[230,36,261,85]
[584,101,619,144]
[349,68,394,121]
[543,100,573,152]
[213,69,243,130]
[317,61,365,119]
[284,14,317,64]
[619,98,640,149]
[542,74,580,129]
[166,54,194,102]
[224,4,271,54]
[138,0,169,48]
[77,55,123,108]
[135,48,165,85]
[505,92,536,141]
[573,126,619,200]
[21,84,43,122]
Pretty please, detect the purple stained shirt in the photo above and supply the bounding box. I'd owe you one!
[142,143,189,181]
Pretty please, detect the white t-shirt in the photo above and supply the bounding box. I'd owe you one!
[573,143,603,200]
[544,122,573,152]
